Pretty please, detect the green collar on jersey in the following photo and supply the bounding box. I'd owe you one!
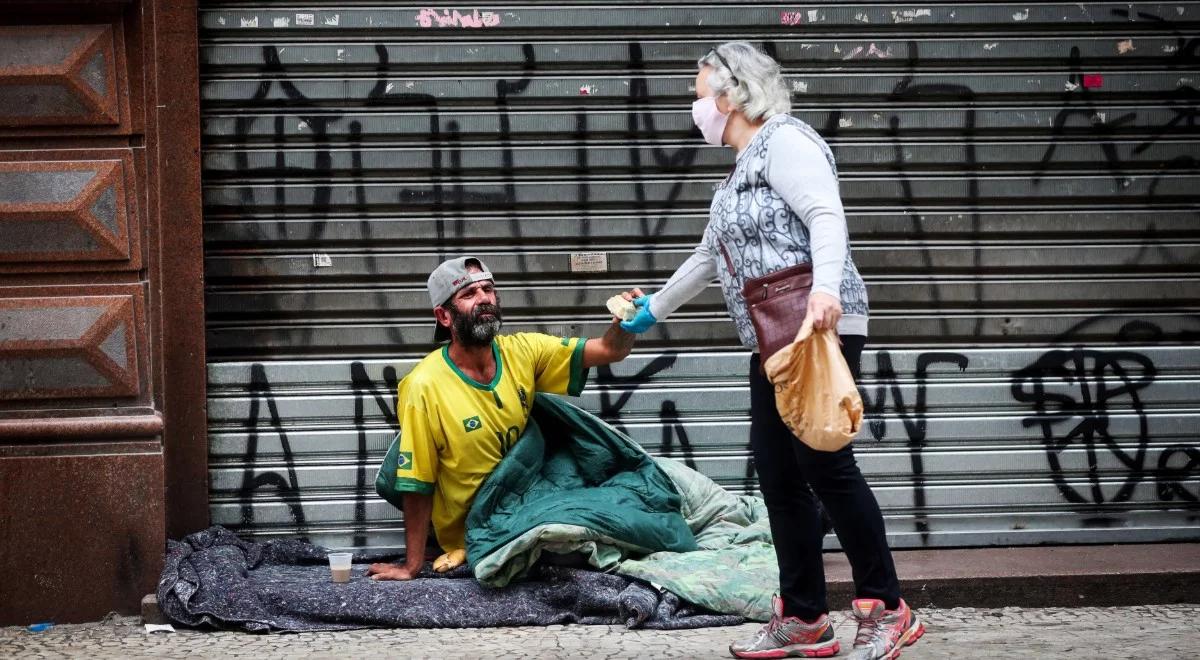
[442,340,504,392]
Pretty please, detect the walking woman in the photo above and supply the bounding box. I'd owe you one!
[620,42,924,659]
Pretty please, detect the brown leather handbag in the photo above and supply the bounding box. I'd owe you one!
[718,243,813,362]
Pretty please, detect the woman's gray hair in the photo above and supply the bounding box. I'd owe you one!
[697,41,791,121]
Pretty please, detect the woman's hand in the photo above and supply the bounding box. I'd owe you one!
[619,291,658,334]
[807,292,842,331]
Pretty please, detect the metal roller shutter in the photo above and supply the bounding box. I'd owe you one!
[199,2,1200,550]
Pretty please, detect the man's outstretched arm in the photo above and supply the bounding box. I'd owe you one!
[582,288,642,368]
[367,492,433,580]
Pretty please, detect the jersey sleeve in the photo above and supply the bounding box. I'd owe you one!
[518,333,589,397]
[394,397,440,495]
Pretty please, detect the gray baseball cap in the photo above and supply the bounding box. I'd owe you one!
[428,256,495,342]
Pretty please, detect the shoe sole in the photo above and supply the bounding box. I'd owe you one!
[882,616,925,660]
[730,640,841,659]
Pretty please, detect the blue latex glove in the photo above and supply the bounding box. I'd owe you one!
[619,295,658,334]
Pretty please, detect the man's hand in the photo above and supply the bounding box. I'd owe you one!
[583,288,642,368]
[367,561,422,581]
[612,287,645,316]
[372,492,434,581]
[807,292,842,331]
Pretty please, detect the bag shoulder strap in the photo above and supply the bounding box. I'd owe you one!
[717,241,736,276]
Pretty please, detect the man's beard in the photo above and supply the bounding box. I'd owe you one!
[449,302,502,346]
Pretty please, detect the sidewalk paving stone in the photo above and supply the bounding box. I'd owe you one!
[2,605,1198,658]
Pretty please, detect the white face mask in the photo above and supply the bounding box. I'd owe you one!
[691,95,730,146]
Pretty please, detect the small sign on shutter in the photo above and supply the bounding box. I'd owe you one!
[312,253,332,267]
[570,252,608,273]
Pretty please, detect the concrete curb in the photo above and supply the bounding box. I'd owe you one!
[823,543,1200,608]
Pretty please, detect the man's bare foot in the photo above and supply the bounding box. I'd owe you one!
[366,562,419,581]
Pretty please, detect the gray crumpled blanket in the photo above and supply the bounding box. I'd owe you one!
[157,526,744,633]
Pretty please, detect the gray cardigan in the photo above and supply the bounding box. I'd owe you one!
[649,114,870,349]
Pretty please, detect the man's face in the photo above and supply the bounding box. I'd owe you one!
[442,275,502,347]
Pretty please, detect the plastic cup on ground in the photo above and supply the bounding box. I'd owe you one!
[328,552,353,583]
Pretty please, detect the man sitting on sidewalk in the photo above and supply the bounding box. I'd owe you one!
[368,256,640,580]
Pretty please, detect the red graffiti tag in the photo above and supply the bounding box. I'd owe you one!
[780,11,805,26]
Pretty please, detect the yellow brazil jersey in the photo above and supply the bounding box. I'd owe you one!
[392,332,588,551]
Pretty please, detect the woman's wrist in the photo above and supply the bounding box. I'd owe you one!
[811,286,841,302]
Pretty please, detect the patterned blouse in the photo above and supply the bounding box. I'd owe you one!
[696,114,870,348]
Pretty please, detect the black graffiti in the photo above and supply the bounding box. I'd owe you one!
[1011,348,1156,507]
[494,44,540,312]
[1033,45,1138,187]
[212,26,1199,337]
[350,361,400,545]
[885,41,986,339]
[1054,315,1200,347]
[625,41,701,239]
[593,355,698,469]
[226,44,464,349]
[239,362,400,543]
[861,351,970,544]
[242,363,309,539]
[658,400,698,471]
[229,40,703,216]
[1035,13,1199,196]
[1011,316,1200,511]
[595,355,678,425]
[1157,445,1200,506]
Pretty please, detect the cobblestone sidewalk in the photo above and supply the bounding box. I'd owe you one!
[3,605,1197,658]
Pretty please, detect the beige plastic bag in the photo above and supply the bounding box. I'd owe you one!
[763,316,864,451]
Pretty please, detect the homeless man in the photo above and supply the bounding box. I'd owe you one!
[368,256,641,580]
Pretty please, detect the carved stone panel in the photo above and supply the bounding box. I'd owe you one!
[0,25,120,126]
[0,293,141,400]
[0,158,135,265]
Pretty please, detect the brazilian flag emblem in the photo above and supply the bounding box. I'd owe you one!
[395,451,413,471]
[463,415,482,432]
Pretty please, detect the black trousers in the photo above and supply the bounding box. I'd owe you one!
[749,335,901,620]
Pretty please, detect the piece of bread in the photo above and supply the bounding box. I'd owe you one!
[433,548,466,573]
[606,295,638,321]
